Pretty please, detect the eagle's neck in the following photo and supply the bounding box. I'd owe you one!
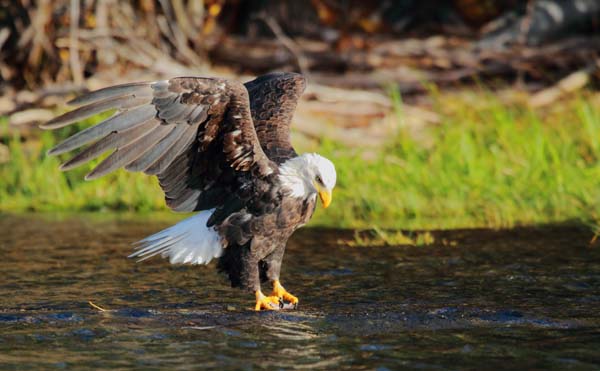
[278,156,315,199]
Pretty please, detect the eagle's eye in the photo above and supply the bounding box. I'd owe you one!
[315,175,323,185]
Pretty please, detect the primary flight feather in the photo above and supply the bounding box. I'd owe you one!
[42,72,337,310]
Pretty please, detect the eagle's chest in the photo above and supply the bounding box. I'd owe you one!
[251,195,315,258]
[275,194,317,231]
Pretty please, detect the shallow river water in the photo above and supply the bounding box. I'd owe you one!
[0,214,599,370]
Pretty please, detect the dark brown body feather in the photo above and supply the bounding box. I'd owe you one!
[43,72,311,291]
[217,195,316,290]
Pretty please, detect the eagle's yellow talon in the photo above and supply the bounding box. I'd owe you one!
[272,280,299,306]
[254,290,280,311]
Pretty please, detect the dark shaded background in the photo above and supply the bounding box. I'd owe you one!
[1,0,598,96]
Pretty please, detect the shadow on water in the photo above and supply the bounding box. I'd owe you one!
[0,214,599,369]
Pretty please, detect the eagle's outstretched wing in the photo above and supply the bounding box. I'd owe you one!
[42,77,275,212]
[244,72,306,164]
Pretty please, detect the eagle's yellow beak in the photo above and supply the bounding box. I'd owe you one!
[316,184,332,208]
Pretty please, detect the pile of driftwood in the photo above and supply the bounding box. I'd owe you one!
[0,0,598,154]
[2,0,599,92]
[0,0,220,90]
[214,36,600,94]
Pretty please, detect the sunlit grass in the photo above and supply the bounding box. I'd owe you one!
[340,228,436,247]
[310,88,600,229]
[0,115,165,212]
[1,88,600,230]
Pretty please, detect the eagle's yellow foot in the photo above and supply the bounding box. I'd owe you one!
[254,290,281,311]
[272,280,299,308]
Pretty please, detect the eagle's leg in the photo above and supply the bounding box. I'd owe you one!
[254,290,281,311]
[271,280,299,307]
[243,249,280,311]
[263,247,299,308]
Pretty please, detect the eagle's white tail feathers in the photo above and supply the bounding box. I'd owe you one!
[129,209,223,265]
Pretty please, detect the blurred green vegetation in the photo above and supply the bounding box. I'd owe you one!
[1,88,599,230]
[0,114,165,213]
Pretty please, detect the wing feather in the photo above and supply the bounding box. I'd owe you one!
[124,122,190,172]
[47,105,156,155]
[168,187,202,211]
[144,122,200,175]
[67,82,151,106]
[159,158,189,192]
[60,119,159,171]
[41,94,150,129]
[43,75,277,212]
[245,72,305,164]
[85,123,173,180]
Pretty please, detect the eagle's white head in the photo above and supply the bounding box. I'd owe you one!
[279,153,337,208]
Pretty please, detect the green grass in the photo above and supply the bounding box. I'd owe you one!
[0,115,165,212]
[309,88,600,229]
[341,228,436,247]
[2,88,600,230]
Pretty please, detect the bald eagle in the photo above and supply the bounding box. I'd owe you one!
[42,72,336,310]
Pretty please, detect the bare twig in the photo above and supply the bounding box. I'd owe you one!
[69,0,83,85]
[157,0,204,67]
[171,0,195,40]
[95,0,117,65]
[255,13,311,77]
[88,300,108,312]
[529,62,598,107]
[0,28,10,50]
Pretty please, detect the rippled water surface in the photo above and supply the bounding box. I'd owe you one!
[1,214,599,370]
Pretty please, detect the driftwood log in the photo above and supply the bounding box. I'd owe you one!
[1,0,598,93]
[1,0,598,152]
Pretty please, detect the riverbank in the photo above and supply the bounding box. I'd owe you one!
[1,87,599,230]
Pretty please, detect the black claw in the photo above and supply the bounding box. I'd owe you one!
[278,298,285,309]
